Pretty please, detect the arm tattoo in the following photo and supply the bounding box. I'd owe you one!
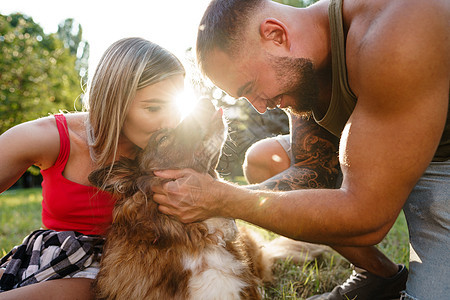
[251,115,340,191]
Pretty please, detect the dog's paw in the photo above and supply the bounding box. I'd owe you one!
[203,217,238,245]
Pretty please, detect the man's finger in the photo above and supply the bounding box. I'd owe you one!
[157,204,171,215]
[150,184,164,194]
[152,192,169,205]
[165,180,181,193]
[157,205,184,222]
[151,179,179,194]
[153,169,189,179]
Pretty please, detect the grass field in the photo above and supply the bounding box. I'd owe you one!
[0,187,409,299]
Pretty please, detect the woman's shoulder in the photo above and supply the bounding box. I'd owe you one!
[63,112,89,134]
[33,112,88,136]
[19,113,87,138]
[4,115,58,140]
[1,113,88,169]
[0,116,58,170]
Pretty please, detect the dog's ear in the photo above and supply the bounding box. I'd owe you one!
[135,174,161,196]
[88,157,140,197]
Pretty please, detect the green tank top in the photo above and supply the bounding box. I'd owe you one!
[314,0,449,162]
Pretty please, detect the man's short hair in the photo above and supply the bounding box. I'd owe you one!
[196,0,265,74]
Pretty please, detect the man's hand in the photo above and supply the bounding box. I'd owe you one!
[151,169,219,223]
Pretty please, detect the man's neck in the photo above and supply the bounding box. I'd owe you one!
[314,58,333,119]
[305,1,334,118]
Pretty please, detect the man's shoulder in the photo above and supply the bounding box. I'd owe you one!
[345,0,449,98]
[345,0,448,22]
[346,0,448,52]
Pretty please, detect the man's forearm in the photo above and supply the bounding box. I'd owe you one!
[217,179,394,247]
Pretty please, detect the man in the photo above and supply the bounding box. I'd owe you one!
[152,0,450,299]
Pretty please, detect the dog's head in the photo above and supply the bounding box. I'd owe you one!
[89,97,227,196]
[138,97,226,177]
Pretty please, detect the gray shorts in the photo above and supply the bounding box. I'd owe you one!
[402,160,450,299]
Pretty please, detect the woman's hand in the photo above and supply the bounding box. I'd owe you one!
[151,169,222,223]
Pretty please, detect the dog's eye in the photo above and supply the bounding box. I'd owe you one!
[158,135,168,145]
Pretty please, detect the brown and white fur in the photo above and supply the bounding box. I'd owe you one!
[89,98,328,300]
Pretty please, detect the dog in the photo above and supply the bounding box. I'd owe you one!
[89,98,327,300]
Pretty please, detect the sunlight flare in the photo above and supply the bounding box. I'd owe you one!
[259,196,268,206]
[272,154,282,163]
[176,87,199,120]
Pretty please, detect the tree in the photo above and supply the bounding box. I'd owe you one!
[57,18,90,80]
[0,13,88,134]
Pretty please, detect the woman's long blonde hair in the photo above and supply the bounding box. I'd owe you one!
[84,37,185,167]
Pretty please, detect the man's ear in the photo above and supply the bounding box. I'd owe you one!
[260,18,290,49]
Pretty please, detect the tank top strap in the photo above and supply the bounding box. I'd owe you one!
[328,0,355,100]
[52,114,71,169]
[313,0,357,137]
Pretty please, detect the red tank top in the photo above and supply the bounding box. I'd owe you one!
[41,114,115,235]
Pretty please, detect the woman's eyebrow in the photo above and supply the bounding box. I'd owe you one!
[140,98,168,103]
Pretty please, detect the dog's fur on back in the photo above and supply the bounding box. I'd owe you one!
[89,98,327,300]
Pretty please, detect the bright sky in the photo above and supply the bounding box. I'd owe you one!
[0,0,212,73]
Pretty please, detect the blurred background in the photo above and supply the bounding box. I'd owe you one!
[0,0,318,188]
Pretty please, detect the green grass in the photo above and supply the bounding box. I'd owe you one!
[0,187,409,299]
[260,211,409,299]
[0,188,43,256]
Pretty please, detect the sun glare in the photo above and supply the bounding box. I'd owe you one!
[176,88,199,120]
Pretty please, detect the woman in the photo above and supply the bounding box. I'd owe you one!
[0,37,185,299]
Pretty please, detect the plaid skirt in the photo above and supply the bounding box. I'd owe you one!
[0,229,104,292]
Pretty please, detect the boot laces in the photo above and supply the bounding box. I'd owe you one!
[341,270,368,290]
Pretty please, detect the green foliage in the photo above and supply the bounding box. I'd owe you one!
[57,18,90,80]
[0,13,88,133]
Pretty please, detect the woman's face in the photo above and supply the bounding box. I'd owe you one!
[122,75,184,149]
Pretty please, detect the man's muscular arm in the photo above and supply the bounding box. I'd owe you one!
[249,115,340,191]
[152,0,449,246]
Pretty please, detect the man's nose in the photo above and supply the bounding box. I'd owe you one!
[245,96,267,114]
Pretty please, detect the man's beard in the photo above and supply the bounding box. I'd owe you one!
[269,55,318,117]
